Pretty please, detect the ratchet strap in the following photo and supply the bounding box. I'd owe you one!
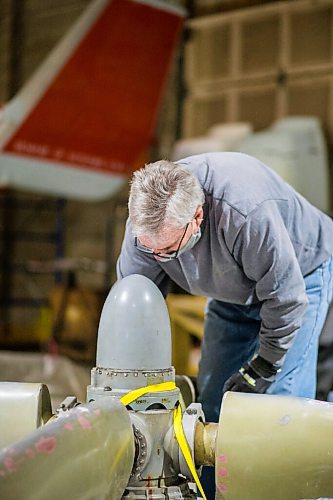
[173,402,206,499]
[120,381,206,500]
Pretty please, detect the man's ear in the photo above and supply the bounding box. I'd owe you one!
[194,205,204,225]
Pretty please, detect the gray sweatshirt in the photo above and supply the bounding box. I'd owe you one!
[117,152,333,366]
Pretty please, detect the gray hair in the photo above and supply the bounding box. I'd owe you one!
[128,159,205,238]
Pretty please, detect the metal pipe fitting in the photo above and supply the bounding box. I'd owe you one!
[194,421,218,467]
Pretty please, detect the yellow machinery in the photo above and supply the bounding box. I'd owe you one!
[167,294,206,376]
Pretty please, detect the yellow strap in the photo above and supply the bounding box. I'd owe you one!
[119,382,206,500]
[119,381,176,406]
[173,403,206,500]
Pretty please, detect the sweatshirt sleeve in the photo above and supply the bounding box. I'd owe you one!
[232,201,308,367]
[116,218,171,297]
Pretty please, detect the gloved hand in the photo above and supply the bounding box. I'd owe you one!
[223,355,279,394]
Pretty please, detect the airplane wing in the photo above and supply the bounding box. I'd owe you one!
[0,0,184,200]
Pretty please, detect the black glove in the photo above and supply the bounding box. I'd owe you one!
[223,355,279,394]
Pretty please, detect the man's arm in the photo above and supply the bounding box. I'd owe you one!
[232,200,308,368]
[223,200,308,394]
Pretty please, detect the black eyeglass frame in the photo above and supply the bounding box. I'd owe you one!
[134,223,190,260]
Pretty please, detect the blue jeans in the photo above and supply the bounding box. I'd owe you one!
[197,254,333,499]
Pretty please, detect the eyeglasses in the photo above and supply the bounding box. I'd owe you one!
[135,223,189,260]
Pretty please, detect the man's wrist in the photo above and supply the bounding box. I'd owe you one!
[249,354,279,380]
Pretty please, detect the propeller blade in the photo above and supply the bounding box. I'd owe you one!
[216,392,333,498]
[0,397,134,499]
